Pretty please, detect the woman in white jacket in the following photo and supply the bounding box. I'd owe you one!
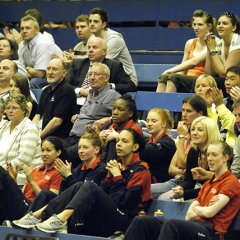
[0,93,41,184]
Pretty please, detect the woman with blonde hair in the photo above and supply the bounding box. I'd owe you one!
[159,116,222,200]
[167,116,222,201]
[195,72,237,146]
[140,108,176,183]
[124,141,240,240]
[194,74,217,98]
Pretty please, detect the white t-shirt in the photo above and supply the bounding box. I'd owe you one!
[216,33,240,65]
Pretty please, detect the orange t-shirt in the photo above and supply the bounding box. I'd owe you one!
[187,38,205,77]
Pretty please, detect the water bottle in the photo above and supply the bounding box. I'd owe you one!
[138,210,147,216]
[154,209,164,219]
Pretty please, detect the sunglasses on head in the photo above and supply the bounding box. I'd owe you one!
[221,12,236,23]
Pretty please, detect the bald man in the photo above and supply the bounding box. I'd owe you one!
[65,37,136,106]
[0,59,18,100]
[32,59,77,139]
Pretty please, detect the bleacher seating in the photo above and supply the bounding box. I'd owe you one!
[1,0,239,64]
[135,64,176,88]
[0,199,239,239]
[135,91,194,112]
[31,89,42,103]
[1,1,240,239]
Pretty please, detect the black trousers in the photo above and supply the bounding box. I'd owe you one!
[27,190,57,213]
[124,216,220,240]
[62,135,81,169]
[0,167,31,222]
[42,181,133,237]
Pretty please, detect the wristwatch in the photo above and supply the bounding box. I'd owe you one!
[110,116,113,124]
[210,51,218,56]
[178,135,185,139]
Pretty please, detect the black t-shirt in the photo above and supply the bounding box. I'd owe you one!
[36,79,77,138]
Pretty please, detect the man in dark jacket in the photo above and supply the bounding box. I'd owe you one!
[65,37,136,107]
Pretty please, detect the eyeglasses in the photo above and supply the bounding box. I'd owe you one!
[0,44,10,48]
[87,72,107,77]
[5,106,21,111]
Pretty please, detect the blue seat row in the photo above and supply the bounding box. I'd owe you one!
[1,0,239,55]
[135,64,177,88]
[1,199,239,239]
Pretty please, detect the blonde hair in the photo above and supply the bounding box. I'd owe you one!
[194,74,217,92]
[148,108,174,130]
[191,116,222,150]
[5,93,29,117]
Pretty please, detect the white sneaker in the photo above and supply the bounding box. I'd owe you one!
[12,211,41,229]
[2,220,12,227]
[36,214,67,233]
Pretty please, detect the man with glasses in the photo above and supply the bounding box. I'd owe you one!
[63,62,120,168]
[88,7,138,87]
[32,59,77,139]
[66,36,135,108]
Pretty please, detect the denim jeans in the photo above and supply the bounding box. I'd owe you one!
[151,179,177,199]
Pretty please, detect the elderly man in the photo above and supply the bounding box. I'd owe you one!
[32,59,77,139]
[64,62,120,167]
[0,59,17,100]
[66,37,135,106]
[18,15,62,89]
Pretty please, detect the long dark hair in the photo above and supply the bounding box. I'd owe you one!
[11,74,33,102]
[220,12,240,34]
[0,37,19,60]
[42,136,68,160]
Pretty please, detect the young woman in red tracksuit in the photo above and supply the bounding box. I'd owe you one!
[13,129,153,238]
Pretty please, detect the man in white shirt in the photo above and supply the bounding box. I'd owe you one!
[18,15,62,89]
